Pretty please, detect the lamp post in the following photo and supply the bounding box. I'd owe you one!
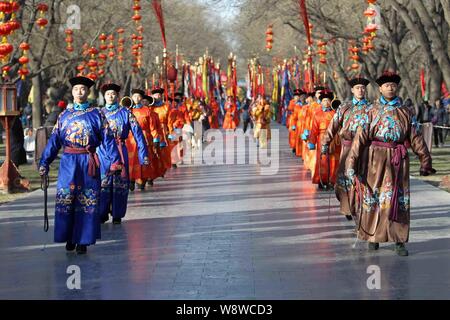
[0,83,30,193]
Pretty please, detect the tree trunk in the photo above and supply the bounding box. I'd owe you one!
[411,0,450,88]
[428,60,443,103]
[32,75,43,129]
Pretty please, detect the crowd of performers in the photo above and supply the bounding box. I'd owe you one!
[285,72,436,256]
[37,75,275,254]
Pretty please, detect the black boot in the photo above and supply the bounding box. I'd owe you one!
[66,241,76,251]
[368,242,379,250]
[345,215,353,221]
[112,218,122,225]
[292,148,296,154]
[76,245,87,254]
[172,164,178,168]
[129,182,135,191]
[395,243,409,256]
[100,215,109,224]
[137,181,146,190]
[148,180,154,186]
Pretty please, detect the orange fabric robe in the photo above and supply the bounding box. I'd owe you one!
[223,102,238,129]
[209,100,220,129]
[304,101,321,172]
[287,100,297,149]
[126,107,153,183]
[148,107,165,179]
[308,107,341,185]
[291,103,304,157]
[154,102,172,170]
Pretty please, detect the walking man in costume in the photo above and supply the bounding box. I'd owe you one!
[345,72,435,256]
[38,76,122,254]
[98,83,149,224]
[322,77,373,221]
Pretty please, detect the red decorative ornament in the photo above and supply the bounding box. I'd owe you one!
[86,73,97,81]
[18,56,29,64]
[0,42,13,56]
[37,3,48,12]
[167,65,178,82]
[351,63,360,70]
[117,28,125,34]
[36,18,48,29]
[265,24,274,52]
[132,14,141,22]
[7,19,21,33]
[0,23,12,36]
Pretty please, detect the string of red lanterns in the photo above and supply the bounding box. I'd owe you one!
[36,3,48,29]
[362,0,379,54]
[265,24,273,52]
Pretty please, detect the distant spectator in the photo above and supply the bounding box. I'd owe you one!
[22,103,32,128]
[421,100,433,123]
[44,100,66,127]
[23,128,35,161]
[431,99,447,147]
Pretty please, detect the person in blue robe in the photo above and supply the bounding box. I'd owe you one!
[97,83,149,225]
[38,76,122,254]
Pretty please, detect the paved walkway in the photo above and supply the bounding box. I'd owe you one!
[1,123,449,299]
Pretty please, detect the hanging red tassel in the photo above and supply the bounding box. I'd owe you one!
[152,0,167,49]
[298,0,312,46]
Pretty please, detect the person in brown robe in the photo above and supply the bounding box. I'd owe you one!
[322,77,373,221]
[345,72,435,256]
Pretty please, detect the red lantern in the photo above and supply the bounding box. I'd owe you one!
[7,20,21,32]
[317,49,327,55]
[108,52,115,58]
[0,23,12,36]
[132,14,141,22]
[319,58,327,64]
[98,53,107,60]
[0,2,12,15]
[117,28,125,34]
[86,73,97,81]
[364,24,378,34]
[37,3,48,12]
[99,33,107,41]
[133,5,141,11]
[351,55,360,61]
[19,42,30,51]
[167,65,178,82]
[0,42,13,56]
[367,0,377,3]
[18,56,29,64]
[36,18,48,29]
[364,8,376,17]
[87,60,98,68]
[89,47,99,55]
[18,68,29,77]
[76,65,85,72]
[351,63,360,70]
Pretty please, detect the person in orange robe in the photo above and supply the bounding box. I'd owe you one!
[307,90,341,190]
[152,87,171,172]
[289,89,307,156]
[302,87,325,171]
[142,95,165,182]
[209,97,220,129]
[167,93,187,168]
[126,89,154,191]
[222,95,238,130]
[287,91,301,152]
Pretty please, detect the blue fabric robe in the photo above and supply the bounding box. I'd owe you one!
[39,105,121,245]
[98,104,148,220]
